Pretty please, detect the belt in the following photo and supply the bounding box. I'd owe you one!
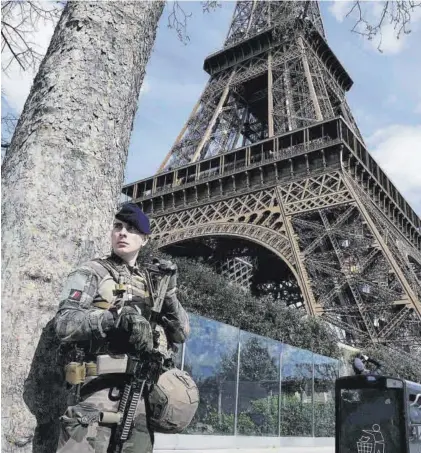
[65,361,97,385]
[65,354,129,385]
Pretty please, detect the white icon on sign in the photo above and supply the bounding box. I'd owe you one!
[357,424,385,453]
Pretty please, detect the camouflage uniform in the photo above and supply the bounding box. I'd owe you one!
[54,253,189,453]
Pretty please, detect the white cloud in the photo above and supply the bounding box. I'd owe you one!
[1,2,58,113]
[328,1,353,23]
[367,124,421,214]
[376,5,421,55]
[374,23,406,54]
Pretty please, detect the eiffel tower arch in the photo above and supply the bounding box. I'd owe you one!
[123,1,421,346]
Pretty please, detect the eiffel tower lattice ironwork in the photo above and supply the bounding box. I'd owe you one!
[123,1,421,346]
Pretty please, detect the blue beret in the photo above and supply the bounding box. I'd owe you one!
[116,203,151,235]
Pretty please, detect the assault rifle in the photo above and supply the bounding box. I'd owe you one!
[80,260,177,453]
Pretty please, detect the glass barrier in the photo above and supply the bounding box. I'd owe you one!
[179,312,340,437]
[183,313,239,435]
[313,353,339,437]
[237,331,281,436]
[280,345,313,436]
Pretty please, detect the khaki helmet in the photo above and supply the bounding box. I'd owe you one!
[148,368,199,434]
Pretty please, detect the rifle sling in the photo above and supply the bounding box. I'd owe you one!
[80,374,130,401]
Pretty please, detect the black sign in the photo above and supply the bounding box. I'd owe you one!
[336,376,408,453]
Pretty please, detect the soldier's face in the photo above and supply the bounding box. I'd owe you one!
[111,220,148,259]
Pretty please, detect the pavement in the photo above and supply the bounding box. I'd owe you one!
[155,449,334,453]
[154,434,335,453]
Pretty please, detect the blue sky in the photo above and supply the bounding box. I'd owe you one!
[2,1,421,213]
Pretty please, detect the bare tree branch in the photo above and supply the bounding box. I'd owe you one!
[347,0,421,52]
[202,1,222,15]
[1,112,19,155]
[167,1,221,44]
[2,111,19,136]
[167,1,192,44]
[1,1,62,73]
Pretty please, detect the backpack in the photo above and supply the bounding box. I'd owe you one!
[23,319,74,424]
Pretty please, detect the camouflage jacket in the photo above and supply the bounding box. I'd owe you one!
[54,254,189,351]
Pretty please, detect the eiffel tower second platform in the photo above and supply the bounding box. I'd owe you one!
[122,1,421,346]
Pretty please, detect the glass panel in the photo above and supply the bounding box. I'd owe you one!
[237,331,281,436]
[313,353,339,437]
[183,313,239,435]
[338,346,356,377]
[280,345,313,436]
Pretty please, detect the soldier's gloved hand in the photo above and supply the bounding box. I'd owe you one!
[160,315,187,343]
[153,258,177,277]
[118,306,153,352]
[101,310,117,333]
[161,315,181,333]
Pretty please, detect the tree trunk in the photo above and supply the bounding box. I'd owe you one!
[1,2,165,450]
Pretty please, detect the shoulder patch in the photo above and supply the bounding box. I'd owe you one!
[69,289,82,301]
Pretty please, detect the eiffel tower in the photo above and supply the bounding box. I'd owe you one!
[123,1,421,346]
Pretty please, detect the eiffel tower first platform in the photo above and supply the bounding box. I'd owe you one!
[122,1,421,346]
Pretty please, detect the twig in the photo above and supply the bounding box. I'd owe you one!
[167,1,221,44]
[1,1,62,73]
[346,0,421,52]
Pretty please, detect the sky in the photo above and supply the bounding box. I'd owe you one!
[2,1,421,214]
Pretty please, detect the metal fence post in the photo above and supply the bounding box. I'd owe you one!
[234,328,241,436]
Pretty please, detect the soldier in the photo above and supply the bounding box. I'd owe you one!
[353,353,382,375]
[53,203,191,452]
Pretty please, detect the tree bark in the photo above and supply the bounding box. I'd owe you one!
[1,1,165,450]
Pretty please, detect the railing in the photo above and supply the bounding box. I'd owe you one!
[136,137,342,201]
[149,164,343,216]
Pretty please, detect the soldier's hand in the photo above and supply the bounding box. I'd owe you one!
[118,306,153,352]
[153,258,177,274]
[160,315,188,343]
[160,315,181,335]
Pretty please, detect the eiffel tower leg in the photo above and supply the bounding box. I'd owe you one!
[278,169,421,345]
[275,186,317,316]
[268,51,274,137]
[192,72,236,163]
[343,173,420,315]
[157,94,203,172]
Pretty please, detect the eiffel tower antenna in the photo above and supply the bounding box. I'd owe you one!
[123,1,421,347]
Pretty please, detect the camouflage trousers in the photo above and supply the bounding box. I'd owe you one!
[56,388,154,453]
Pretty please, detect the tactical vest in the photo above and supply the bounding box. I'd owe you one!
[90,257,151,311]
[89,257,169,354]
